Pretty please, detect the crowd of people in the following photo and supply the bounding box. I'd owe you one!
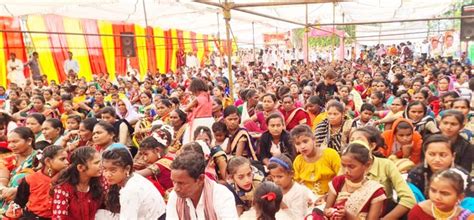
[0,39,472,220]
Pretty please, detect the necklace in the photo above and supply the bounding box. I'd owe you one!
[431,203,457,219]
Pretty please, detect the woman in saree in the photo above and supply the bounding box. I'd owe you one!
[0,127,37,213]
[324,141,386,219]
[279,95,311,131]
[167,109,188,155]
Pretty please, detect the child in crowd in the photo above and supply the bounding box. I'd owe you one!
[375,97,406,130]
[381,118,422,164]
[211,121,229,152]
[51,147,103,220]
[291,124,341,196]
[408,170,474,219]
[240,181,294,220]
[225,156,263,216]
[193,126,227,181]
[351,103,376,129]
[324,141,386,219]
[102,147,166,219]
[136,133,174,193]
[6,145,69,219]
[60,100,83,127]
[267,154,316,219]
[259,113,295,165]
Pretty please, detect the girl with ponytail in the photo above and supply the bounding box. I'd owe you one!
[102,147,165,219]
[51,146,103,220]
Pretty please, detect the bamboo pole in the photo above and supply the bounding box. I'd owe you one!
[223,0,235,103]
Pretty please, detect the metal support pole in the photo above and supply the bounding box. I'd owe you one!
[305,4,309,64]
[223,1,235,103]
[252,21,256,63]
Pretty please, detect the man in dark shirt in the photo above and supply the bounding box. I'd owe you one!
[315,69,338,103]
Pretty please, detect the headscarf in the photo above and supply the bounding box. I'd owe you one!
[115,97,140,123]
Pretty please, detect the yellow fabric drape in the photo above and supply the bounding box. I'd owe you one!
[183,31,192,53]
[196,33,205,67]
[62,17,93,81]
[26,15,59,83]
[0,32,6,87]
[170,29,178,72]
[153,27,166,74]
[97,20,116,82]
[134,24,148,80]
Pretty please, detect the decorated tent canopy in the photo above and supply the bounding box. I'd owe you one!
[0,0,455,45]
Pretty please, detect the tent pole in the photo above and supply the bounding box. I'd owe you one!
[304,4,309,64]
[252,21,256,63]
[332,0,335,61]
[224,0,235,103]
[217,12,223,67]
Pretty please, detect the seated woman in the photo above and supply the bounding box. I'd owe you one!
[438,110,474,173]
[291,125,340,196]
[408,170,474,219]
[223,106,258,161]
[193,126,227,181]
[324,141,386,219]
[375,97,406,130]
[167,109,188,155]
[451,98,474,144]
[315,100,353,153]
[42,118,64,146]
[380,118,422,164]
[407,134,473,199]
[279,95,311,131]
[0,127,37,212]
[244,93,280,133]
[259,113,295,165]
[25,113,46,143]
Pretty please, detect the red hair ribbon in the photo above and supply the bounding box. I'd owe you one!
[261,192,276,201]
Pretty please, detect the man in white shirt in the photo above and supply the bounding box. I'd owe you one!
[166,152,238,220]
[6,53,26,87]
[63,51,79,77]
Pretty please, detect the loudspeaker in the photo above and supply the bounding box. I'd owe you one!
[461,5,474,41]
[120,32,136,57]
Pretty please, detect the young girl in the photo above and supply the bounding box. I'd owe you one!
[7,145,69,219]
[350,126,416,219]
[259,113,295,165]
[211,121,229,153]
[380,118,422,164]
[65,114,81,132]
[136,131,174,193]
[223,106,258,161]
[184,78,214,144]
[408,170,474,219]
[291,124,341,196]
[438,110,474,173]
[102,147,166,219]
[403,101,439,138]
[324,141,386,219]
[194,126,227,181]
[60,100,83,127]
[240,181,294,220]
[451,98,474,143]
[225,156,263,216]
[268,155,316,219]
[407,134,473,200]
[51,147,103,220]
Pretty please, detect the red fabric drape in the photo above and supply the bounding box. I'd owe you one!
[190,32,198,53]
[112,23,126,75]
[1,17,28,78]
[164,30,173,73]
[146,27,157,74]
[177,30,185,52]
[81,19,107,76]
[44,15,68,82]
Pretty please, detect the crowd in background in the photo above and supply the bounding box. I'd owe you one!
[0,38,472,220]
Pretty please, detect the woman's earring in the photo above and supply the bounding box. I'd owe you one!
[47,167,52,177]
